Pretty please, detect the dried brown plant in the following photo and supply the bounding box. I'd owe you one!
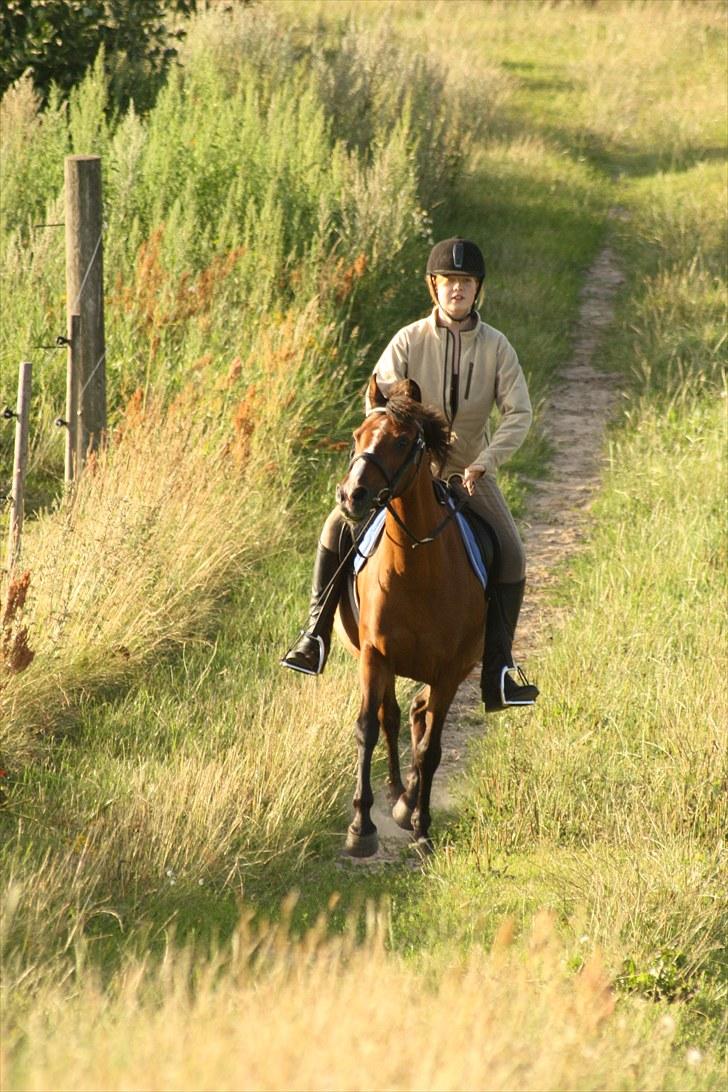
[0,569,35,676]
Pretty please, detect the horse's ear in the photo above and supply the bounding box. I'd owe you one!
[402,379,422,403]
[368,374,388,407]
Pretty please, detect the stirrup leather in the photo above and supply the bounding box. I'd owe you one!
[499,663,537,706]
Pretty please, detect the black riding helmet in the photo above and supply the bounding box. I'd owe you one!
[426,237,485,314]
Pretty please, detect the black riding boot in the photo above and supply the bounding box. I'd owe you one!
[482,579,539,712]
[281,542,346,676]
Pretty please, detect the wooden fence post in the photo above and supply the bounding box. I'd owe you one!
[6,361,32,572]
[64,155,106,466]
[65,312,80,483]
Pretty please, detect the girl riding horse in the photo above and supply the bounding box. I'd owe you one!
[282,237,538,713]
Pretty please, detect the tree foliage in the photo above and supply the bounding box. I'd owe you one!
[0,0,198,112]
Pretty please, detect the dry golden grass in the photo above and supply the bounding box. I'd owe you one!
[1,667,359,979]
[3,908,719,1092]
[0,297,344,768]
[1,404,262,764]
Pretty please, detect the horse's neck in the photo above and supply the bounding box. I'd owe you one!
[385,468,442,553]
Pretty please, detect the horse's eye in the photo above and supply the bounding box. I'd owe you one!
[396,436,409,450]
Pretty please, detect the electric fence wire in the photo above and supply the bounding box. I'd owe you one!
[1,223,105,508]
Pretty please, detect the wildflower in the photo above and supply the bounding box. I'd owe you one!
[658,1014,676,1036]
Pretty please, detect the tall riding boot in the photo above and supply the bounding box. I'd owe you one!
[280,542,346,675]
[482,578,539,712]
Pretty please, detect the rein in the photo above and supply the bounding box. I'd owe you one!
[349,407,467,549]
[385,486,468,548]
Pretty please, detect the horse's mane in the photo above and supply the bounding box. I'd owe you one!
[384,387,450,471]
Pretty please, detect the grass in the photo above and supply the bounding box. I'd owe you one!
[7,908,723,1092]
[1,1,726,1089]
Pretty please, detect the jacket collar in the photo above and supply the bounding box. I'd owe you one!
[427,306,482,339]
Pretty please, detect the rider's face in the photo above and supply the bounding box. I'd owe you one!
[434,273,479,319]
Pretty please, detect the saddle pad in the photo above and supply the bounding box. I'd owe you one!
[352,504,487,589]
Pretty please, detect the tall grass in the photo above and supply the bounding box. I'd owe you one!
[375,0,728,1062]
[1,667,359,982]
[1,0,471,750]
[0,4,465,442]
[1,5,464,997]
[5,908,722,1092]
[464,394,726,851]
[437,393,727,996]
[0,297,350,763]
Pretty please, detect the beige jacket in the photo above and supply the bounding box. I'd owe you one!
[367,308,532,476]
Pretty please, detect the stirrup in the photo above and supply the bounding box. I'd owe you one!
[280,632,326,676]
[499,663,538,706]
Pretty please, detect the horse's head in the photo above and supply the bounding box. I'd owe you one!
[336,377,450,522]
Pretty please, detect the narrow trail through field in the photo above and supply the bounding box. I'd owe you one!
[346,227,624,866]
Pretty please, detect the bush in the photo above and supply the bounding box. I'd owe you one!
[0,0,197,113]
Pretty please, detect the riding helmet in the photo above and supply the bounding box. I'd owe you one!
[426,237,486,280]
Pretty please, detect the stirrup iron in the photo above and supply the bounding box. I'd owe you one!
[280,632,326,676]
[499,663,537,706]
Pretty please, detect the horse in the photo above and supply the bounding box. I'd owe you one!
[334,375,487,856]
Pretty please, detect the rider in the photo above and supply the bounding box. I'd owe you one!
[281,237,538,711]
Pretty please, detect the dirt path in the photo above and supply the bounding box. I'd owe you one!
[343,235,624,866]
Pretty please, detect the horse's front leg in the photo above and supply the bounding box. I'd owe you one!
[345,645,390,857]
[410,681,459,851]
[392,685,428,831]
[380,680,404,807]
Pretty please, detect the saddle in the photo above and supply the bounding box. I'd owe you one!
[435,478,499,582]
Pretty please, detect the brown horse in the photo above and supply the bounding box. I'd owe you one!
[335,376,486,856]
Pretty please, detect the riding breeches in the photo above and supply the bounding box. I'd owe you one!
[459,472,526,584]
[319,473,525,585]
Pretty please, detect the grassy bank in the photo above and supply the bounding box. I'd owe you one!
[1,1,457,754]
[2,2,726,1089]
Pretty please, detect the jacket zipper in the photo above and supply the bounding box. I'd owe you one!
[448,329,461,423]
[442,330,451,432]
[464,360,474,399]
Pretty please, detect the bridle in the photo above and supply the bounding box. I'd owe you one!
[347,407,426,503]
[346,407,467,549]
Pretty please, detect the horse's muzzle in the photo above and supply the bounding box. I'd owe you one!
[336,483,373,523]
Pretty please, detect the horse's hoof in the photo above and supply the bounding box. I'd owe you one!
[392,797,413,831]
[410,836,434,858]
[345,828,379,857]
[386,782,406,807]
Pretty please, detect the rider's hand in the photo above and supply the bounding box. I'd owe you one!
[462,466,485,495]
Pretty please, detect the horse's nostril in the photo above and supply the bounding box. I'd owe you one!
[351,486,368,505]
